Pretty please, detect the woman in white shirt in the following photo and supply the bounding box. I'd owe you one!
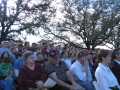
[95,50,120,90]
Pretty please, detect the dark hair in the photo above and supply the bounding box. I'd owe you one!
[48,49,58,59]
[111,48,120,61]
[77,50,88,59]
[0,51,11,63]
[97,50,110,63]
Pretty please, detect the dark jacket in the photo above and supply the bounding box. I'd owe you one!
[110,61,120,84]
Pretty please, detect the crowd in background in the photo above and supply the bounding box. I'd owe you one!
[0,40,119,90]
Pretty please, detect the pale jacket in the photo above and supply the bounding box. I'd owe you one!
[63,58,73,69]
[70,60,93,82]
[95,63,119,90]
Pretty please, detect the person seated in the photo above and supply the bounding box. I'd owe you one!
[0,51,14,90]
[70,50,95,90]
[110,48,120,84]
[17,52,48,90]
[95,50,120,90]
[45,49,83,90]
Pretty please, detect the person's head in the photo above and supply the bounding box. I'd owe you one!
[23,52,35,66]
[1,41,10,48]
[48,49,59,64]
[112,48,120,61]
[77,50,89,64]
[31,43,38,51]
[24,42,30,48]
[11,46,18,54]
[98,50,112,64]
[37,52,44,61]
[0,51,11,63]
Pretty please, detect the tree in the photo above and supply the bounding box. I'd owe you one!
[0,0,52,42]
[50,0,120,49]
[108,24,120,48]
[106,0,120,48]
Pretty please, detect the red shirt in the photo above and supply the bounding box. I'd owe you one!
[18,63,48,90]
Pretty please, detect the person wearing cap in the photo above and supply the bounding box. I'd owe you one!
[17,52,48,90]
[70,50,94,90]
[45,49,83,90]
[110,48,120,84]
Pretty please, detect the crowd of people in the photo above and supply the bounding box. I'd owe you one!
[0,40,119,90]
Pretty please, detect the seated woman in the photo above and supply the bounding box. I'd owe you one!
[0,51,14,90]
[17,52,48,90]
[95,50,120,90]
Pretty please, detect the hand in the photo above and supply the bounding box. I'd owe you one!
[35,81,44,88]
[70,84,85,90]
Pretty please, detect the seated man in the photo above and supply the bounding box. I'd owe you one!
[70,50,95,90]
[45,49,83,90]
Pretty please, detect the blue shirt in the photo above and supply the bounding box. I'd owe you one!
[0,48,16,64]
[14,58,24,70]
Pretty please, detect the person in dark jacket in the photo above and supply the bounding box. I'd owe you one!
[17,52,48,90]
[110,48,120,84]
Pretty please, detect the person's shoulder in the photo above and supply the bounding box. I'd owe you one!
[111,61,119,67]
[71,60,79,66]
[95,65,103,75]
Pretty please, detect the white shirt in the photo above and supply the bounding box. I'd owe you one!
[70,60,92,81]
[95,63,119,90]
[63,58,73,69]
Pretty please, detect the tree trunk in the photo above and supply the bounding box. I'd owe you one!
[0,32,7,43]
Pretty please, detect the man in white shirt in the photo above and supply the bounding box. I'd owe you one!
[70,50,95,90]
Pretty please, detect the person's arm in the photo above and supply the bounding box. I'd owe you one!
[67,70,85,90]
[49,72,73,89]
[66,70,76,85]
